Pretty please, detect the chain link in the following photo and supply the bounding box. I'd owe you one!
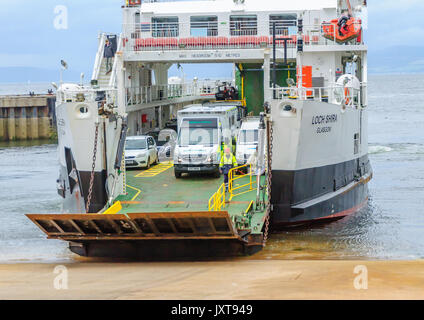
[86,122,100,213]
[263,117,273,246]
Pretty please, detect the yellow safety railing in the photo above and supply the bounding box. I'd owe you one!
[208,183,226,211]
[228,164,256,201]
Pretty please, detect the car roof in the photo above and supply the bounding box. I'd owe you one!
[126,135,150,140]
[241,120,260,130]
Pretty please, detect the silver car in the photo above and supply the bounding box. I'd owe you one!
[125,136,158,169]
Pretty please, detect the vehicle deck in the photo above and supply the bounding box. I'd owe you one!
[118,162,265,233]
[26,161,267,258]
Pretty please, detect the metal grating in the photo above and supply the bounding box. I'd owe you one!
[26,211,238,241]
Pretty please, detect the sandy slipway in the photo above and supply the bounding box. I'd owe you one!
[0,260,423,300]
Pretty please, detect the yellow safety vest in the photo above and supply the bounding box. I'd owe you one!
[220,153,237,168]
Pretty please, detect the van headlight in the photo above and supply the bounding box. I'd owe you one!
[206,153,214,163]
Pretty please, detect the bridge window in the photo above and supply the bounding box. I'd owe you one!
[190,16,218,36]
[151,16,179,37]
[269,14,297,36]
[230,15,257,36]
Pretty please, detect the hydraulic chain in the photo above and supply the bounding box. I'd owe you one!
[86,122,100,213]
[263,115,273,246]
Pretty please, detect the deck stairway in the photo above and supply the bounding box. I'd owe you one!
[91,33,121,88]
[97,60,112,88]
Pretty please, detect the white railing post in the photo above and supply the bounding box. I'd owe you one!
[92,33,106,82]
[109,33,123,88]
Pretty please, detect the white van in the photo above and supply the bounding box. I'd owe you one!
[174,104,240,178]
[236,118,261,165]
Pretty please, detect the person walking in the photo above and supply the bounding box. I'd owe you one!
[104,39,115,74]
[220,147,238,192]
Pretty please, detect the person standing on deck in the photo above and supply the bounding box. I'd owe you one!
[104,39,115,74]
[220,147,238,192]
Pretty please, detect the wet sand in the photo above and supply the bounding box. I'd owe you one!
[0,260,423,300]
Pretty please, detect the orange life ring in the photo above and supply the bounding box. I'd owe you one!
[344,87,351,105]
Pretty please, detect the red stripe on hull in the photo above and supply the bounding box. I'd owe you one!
[273,198,369,228]
[315,197,368,221]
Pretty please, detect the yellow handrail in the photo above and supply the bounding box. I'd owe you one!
[208,183,226,211]
[228,164,256,200]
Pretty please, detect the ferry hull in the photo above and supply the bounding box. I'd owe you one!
[271,156,372,228]
[69,239,262,259]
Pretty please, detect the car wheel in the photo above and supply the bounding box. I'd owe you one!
[154,153,159,165]
[175,170,182,179]
[146,158,151,170]
[213,170,221,178]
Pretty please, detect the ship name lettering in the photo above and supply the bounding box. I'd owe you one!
[312,114,337,125]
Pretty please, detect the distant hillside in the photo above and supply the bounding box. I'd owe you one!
[0,67,83,83]
[368,46,424,74]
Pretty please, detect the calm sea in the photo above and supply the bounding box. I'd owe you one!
[0,74,423,262]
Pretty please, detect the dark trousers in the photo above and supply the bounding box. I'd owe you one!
[106,57,113,73]
[221,164,233,191]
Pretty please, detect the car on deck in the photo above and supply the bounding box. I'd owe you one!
[157,129,177,161]
[125,136,158,169]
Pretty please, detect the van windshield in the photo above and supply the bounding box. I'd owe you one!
[125,139,147,150]
[178,118,219,147]
[239,129,258,145]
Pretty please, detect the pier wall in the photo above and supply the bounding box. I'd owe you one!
[0,95,56,141]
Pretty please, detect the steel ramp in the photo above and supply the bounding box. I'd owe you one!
[26,211,240,241]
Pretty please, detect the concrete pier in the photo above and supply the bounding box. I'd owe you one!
[0,95,56,141]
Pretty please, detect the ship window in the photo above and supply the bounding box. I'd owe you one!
[151,16,179,37]
[230,15,257,36]
[190,16,218,36]
[269,14,297,36]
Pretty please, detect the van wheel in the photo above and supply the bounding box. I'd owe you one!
[175,171,182,179]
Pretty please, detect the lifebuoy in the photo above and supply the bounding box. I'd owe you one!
[344,87,351,105]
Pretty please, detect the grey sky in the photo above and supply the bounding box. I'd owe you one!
[0,0,422,81]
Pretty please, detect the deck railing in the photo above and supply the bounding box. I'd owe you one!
[92,34,107,81]
[125,82,216,106]
[272,84,366,109]
[228,164,256,201]
[122,21,363,52]
[57,87,117,105]
[208,183,226,212]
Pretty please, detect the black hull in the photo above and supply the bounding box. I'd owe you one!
[69,239,262,260]
[271,155,372,228]
[78,170,108,213]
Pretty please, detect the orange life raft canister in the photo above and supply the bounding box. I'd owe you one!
[322,18,362,44]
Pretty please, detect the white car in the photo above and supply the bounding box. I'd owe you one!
[125,136,158,169]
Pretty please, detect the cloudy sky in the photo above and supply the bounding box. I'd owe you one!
[0,0,423,82]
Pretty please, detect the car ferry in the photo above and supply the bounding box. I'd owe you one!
[27,0,371,258]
